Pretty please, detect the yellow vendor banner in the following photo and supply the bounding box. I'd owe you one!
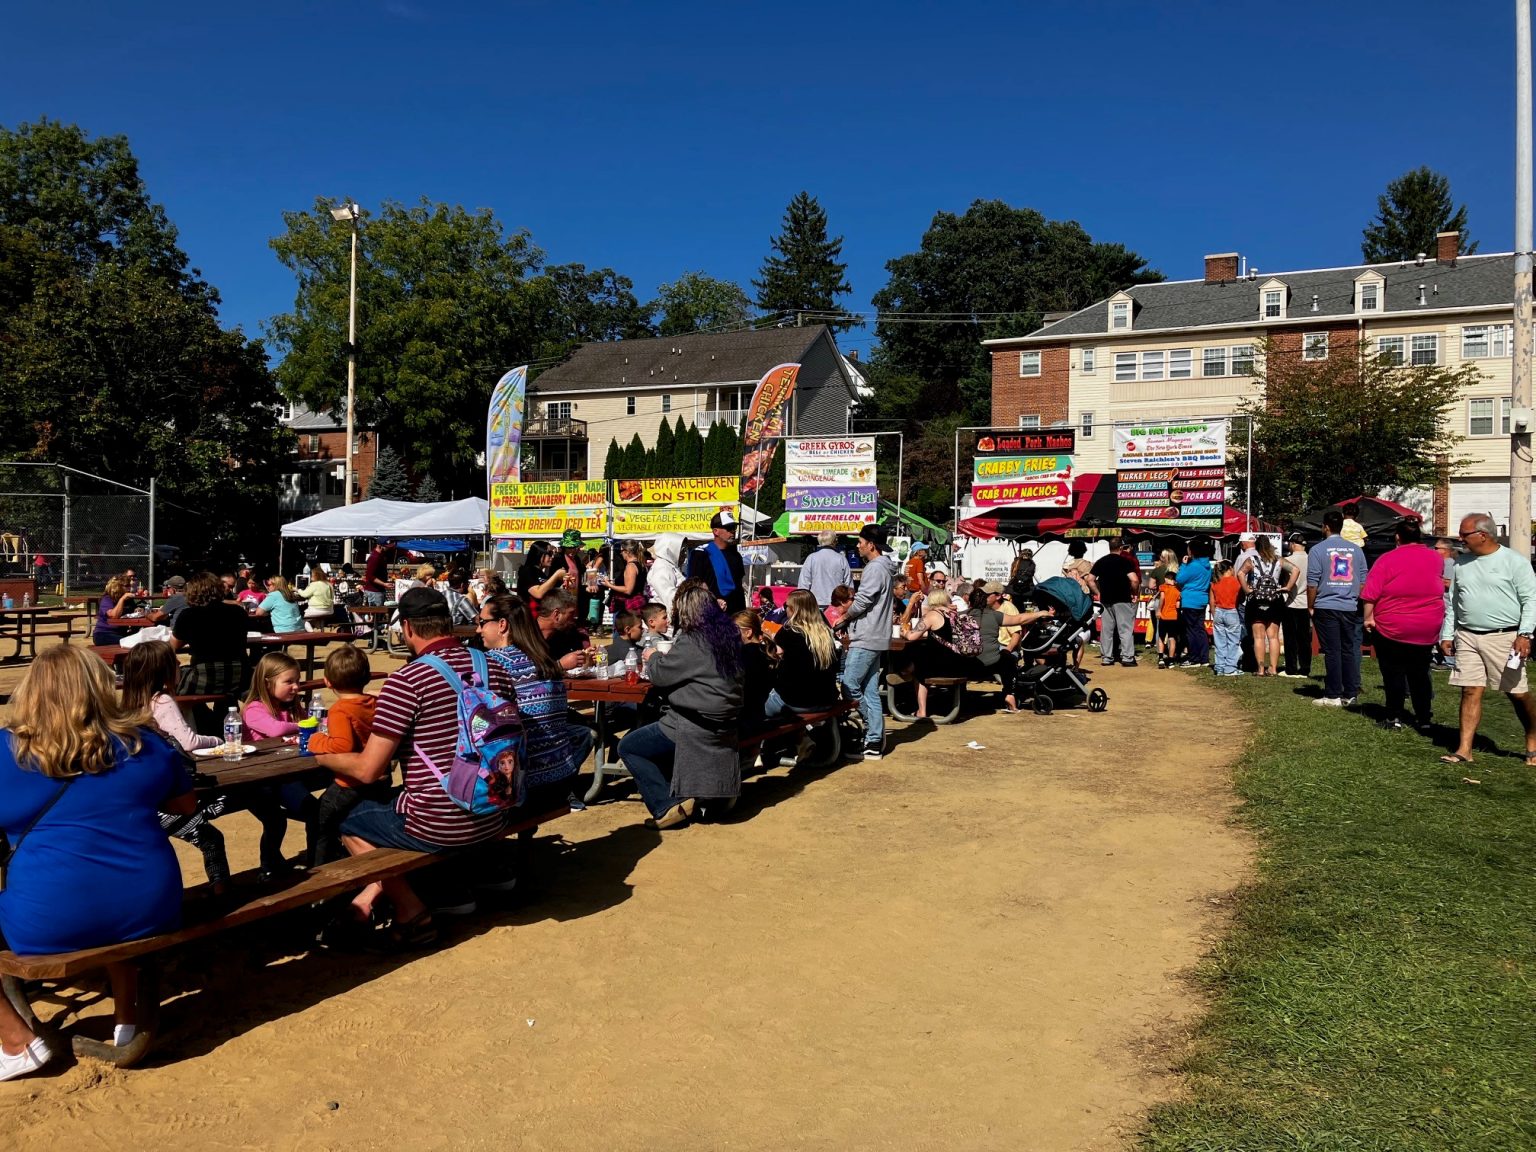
[489,508,609,537]
[611,505,728,538]
[490,480,607,509]
[609,475,739,506]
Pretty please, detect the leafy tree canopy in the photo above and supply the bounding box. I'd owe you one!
[753,191,851,326]
[651,270,754,336]
[1230,336,1475,518]
[1362,166,1476,263]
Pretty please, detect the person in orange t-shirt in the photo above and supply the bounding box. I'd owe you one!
[306,644,381,866]
[1153,573,1182,668]
[1210,560,1244,676]
[905,544,929,601]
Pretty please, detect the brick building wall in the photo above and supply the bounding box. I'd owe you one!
[991,344,1070,427]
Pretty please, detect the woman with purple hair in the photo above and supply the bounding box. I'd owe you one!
[619,580,745,829]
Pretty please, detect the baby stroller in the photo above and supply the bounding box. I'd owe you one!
[1012,576,1109,715]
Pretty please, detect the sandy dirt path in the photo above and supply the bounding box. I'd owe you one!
[2,662,1249,1151]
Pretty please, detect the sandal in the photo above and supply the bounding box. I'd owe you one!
[369,911,438,952]
[1439,753,1475,765]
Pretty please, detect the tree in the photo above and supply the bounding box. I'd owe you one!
[529,262,653,361]
[620,433,647,478]
[651,271,754,336]
[1362,167,1476,263]
[603,437,623,479]
[414,474,441,502]
[753,191,851,326]
[1230,335,1476,519]
[653,418,675,479]
[368,445,411,500]
[701,420,739,476]
[675,422,705,476]
[269,197,546,497]
[669,415,691,476]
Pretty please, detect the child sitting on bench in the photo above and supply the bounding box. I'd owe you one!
[304,644,381,866]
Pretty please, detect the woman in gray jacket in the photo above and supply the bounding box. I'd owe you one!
[620,580,745,829]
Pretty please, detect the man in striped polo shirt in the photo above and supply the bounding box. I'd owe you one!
[315,587,521,945]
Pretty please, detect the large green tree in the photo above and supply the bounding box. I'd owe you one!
[1230,336,1475,518]
[366,445,411,500]
[1361,167,1476,263]
[269,197,547,496]
[0,119,286,556]
[651,271,754,335]
[752,191,851,326]
[531,262,654,361]
[859,199,1159,520]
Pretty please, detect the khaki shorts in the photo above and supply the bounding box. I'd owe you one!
[1450,629,1529,693]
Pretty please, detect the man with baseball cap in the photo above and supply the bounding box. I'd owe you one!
[835,523,898,759]
[688,509,746,614]
[149,574,189,627]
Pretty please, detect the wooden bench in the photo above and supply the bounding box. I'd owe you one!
[884,675,987,725]
[737,699,857,770]
[0,805,569,1068]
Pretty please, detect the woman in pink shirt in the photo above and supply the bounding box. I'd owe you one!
[1360,518,1445,731]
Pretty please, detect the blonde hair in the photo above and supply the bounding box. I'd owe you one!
[924,589,953,611]
[267,575,298,603]
[415,562,437,582]
[244,652,307,720]
[784,589,836,670]
[104,576,127,602]
[1159,549,1180,572]
[9,645,144,778]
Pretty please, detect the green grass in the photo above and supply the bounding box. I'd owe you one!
[1143,663,1536,1151]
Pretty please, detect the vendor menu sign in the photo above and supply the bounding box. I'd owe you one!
[609,475,739,505]
[785,437,877,533]
[490,480,608,537]
[1112,421,1227,529]
[969,429,1074,510]
[490,508,609,537]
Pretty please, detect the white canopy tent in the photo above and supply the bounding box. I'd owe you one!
[280,497,489,539]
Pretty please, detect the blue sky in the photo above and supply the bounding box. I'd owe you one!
[2,0,1523,362]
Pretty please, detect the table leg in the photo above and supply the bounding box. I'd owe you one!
[583,701,615,803]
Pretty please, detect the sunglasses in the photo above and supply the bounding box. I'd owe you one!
[475,615,500,627]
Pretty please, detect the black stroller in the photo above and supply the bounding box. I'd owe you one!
[1012,576,1109,715]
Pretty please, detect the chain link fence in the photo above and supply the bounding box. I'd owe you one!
[0,466,155,598]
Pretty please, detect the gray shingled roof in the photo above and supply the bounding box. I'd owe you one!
[287,404,345,431]
[530,325,841,394]
[1013,253,1517,341]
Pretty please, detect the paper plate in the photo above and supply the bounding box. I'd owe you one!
[192,745,258,758]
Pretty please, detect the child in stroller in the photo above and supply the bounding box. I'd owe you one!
[1011,576,1110,714]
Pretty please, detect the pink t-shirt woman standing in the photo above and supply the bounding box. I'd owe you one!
[1361,539,1445,645]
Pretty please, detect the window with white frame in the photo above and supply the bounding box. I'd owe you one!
[1114,352,1137,381]
[1019,350,1042,377]
[1081,347,1096,373]
[1468,398,1512,436]
[1081,411,1095,438]
[1263,289,1283,318]
[1203,348,1227,377]
[546,401,572,423]
[1018,414,1041,430]
[1411,334,1438,366]
[1375,336,1405,365]
[1231,345,1254,375]
[1110,301,1130,330]
[1357,281,1380,312]
[661,394,672,413]
[1169,349,1193,379]
[1141,350,1165,381]
[625,396,636,415]
[1303,332,1329,361]
[1462,324,1513,359]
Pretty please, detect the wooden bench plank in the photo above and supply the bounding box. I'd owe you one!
[0,806,569,980]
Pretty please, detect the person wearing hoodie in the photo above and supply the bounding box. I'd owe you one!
[646,532,686,615]
[834,524,898,760]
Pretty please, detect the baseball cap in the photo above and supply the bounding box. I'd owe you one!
[392,587,451,625]
[981,580,1004,595]
[1239,531,1257,542]
[858,523,888,549]
[164,575,186,589]
[710,510,738,531]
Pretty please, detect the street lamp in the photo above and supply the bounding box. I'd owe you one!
[330,202,361,562]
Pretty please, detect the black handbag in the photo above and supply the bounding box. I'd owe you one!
[0,777,74,893]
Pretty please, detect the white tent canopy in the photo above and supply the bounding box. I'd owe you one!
[280,497,489,539]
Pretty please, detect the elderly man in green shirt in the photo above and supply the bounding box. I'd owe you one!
[1438,512,1536,765]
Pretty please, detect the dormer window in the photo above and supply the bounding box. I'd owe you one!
[1263,290,1282,318]
[1354,271,1384,315]
[1110,300,1129,330]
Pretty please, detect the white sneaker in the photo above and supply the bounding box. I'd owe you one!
[1342,697,1359,707]
[1312,697,1345,707]
[0,1036,52,1082]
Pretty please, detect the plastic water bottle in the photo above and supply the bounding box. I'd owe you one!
[222,707,243,761]
[312,702,328,734]
[21,593,29,608]
[624,648,639,685]
[593,647,608,680]
[2,595,12,610]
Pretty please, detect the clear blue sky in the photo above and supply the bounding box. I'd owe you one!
[1,0,1523,361]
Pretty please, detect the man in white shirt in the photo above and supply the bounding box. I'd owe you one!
[797,531,852,608]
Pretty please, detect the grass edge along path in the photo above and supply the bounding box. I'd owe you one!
[1142,667,1536,1151]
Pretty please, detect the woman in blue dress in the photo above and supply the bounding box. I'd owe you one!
[0,645,194,1081]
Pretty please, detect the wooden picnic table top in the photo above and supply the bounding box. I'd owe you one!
[0,605,57,617]
[565,676,650,704]
[245,630,341,647]
[191,736,327,792]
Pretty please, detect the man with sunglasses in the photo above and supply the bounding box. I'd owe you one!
[1438,513,1536,766]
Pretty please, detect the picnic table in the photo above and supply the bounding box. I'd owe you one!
[343,604,396,653]
[0,604,58,661]
[90,631,344,678]
[191,736,330,794]
[567,675,651,802]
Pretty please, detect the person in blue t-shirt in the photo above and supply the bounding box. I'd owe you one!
[1306,508,1369,706]
[1175,539,1214,666]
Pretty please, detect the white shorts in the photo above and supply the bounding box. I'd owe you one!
[1450,629,1529,693]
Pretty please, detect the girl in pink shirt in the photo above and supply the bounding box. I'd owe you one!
[242,652,307,740]
[1361,519,1445,730]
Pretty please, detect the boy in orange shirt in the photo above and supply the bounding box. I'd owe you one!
[1153,572,1182,668]
[306,644,380,865]
[1210,560,1244,676]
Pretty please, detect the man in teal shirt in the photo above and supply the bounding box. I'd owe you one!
[1438,513,1536,765]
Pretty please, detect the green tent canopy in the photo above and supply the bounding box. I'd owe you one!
[771,502,949,545]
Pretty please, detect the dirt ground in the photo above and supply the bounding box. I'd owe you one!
[1,652,1251,1151]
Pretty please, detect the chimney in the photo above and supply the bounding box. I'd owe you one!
[1204,252,1239,283]
[1436,230,1459,264]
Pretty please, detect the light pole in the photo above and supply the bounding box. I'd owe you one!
[330,201,361,563]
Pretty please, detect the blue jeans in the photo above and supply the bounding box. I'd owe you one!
[618,721,677,818]
[1314,608,1362,700]
[840,646,884,750]
[364,590,384,607]
[1213,607,1242,674]
[1181,607,1210,665]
